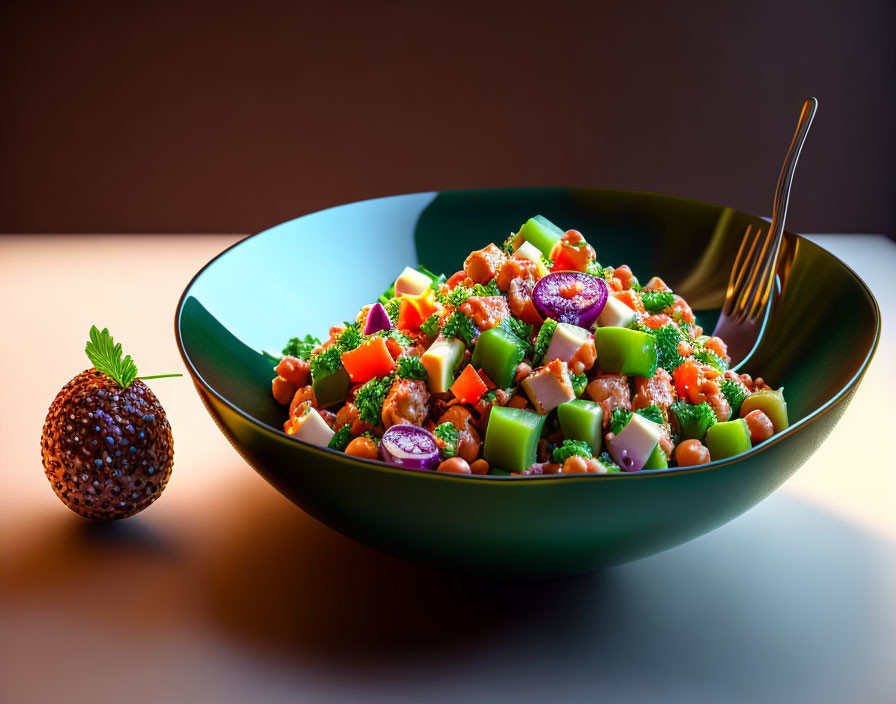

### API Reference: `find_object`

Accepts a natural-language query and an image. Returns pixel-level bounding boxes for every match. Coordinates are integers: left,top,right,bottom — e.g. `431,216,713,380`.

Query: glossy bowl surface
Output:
175,188,879,577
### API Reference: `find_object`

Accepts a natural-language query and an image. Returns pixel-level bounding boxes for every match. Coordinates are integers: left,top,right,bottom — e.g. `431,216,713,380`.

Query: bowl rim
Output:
174,187,881,483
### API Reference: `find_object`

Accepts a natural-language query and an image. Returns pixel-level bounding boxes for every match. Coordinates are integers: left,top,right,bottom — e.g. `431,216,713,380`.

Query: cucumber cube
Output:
594,327,657,377
706,418,752,460
517,215,564,257
643,442,668,469
470,327,526,388
484,406,547,473
311,366,351,408
739,387,788,433
421,337,465,393
557,399,603,454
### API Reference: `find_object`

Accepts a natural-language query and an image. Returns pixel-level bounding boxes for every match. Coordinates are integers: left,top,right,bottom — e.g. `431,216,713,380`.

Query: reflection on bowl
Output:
175,188,879,577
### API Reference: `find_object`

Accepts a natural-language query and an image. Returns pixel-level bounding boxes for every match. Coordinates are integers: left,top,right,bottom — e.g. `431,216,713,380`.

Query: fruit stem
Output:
136,373,183,380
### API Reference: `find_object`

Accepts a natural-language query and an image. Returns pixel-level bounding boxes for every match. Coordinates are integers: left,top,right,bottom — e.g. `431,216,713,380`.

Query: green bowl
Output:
174,188,880,577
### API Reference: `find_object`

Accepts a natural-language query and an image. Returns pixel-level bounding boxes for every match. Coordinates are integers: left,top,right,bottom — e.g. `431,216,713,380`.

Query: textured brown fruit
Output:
41,368,173,520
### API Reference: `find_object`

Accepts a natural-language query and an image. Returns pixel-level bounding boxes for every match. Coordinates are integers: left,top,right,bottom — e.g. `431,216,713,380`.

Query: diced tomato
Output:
450,364,488,404
642,314,671,329
398,290,440,330
446,270,466,289
340,336,396,384
673,360,706,404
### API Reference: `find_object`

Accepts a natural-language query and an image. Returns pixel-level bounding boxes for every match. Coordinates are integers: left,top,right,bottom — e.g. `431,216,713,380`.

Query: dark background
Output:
1,1,893,236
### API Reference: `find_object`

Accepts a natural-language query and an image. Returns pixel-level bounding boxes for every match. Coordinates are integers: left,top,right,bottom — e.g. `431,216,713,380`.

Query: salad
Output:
271,215,788,475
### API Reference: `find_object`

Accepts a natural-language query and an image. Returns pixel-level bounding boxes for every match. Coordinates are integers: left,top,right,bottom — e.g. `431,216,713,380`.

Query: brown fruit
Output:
41,368,173,520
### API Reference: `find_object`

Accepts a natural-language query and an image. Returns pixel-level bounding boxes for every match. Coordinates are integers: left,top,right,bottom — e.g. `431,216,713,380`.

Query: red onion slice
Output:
380,424,440,470
532,272,609,328
364,302,392,335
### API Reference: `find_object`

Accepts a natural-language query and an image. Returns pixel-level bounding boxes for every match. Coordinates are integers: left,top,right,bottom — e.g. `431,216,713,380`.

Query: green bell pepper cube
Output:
643,442,668,469
516,215,564,257
470,327,526,389
489,467,513,476
557,399,603,454
311,365,351,408
705,418,752,460
594,327,658,377
739,387,788,433
484,406,547,473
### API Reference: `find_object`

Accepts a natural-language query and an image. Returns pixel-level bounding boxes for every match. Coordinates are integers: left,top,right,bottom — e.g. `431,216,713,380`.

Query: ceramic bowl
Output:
175,188,880,577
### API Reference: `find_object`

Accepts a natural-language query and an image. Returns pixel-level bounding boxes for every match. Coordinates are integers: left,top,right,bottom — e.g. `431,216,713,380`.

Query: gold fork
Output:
714,97,818,368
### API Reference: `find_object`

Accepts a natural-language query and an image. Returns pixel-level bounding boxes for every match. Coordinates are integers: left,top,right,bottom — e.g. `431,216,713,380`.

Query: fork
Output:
713,97,818,369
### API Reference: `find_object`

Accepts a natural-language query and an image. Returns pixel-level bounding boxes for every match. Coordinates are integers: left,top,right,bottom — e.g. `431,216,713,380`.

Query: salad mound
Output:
271,216,787,475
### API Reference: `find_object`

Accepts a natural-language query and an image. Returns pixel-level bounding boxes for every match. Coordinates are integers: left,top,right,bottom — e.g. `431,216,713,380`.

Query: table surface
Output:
0,233,893,704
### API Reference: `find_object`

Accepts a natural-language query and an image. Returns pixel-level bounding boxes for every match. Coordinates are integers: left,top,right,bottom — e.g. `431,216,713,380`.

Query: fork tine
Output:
723,225,762,316
735,224,775,320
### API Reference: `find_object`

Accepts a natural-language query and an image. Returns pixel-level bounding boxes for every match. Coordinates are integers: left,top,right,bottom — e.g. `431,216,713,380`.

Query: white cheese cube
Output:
394,266,433,297
289,407,335,447
544,322,590,364
521,360,576,414
607,413,662,471
597,296,637,328
421,337,465,393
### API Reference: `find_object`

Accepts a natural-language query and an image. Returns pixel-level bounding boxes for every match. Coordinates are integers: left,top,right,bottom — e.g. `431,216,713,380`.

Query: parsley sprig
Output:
85,326,181,389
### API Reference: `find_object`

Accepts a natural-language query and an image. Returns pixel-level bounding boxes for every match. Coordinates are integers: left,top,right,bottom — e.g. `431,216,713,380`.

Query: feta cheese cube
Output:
287,407,335,447
597,296,637,328
395,266,433,297
521,359,576,414
544,322,590,364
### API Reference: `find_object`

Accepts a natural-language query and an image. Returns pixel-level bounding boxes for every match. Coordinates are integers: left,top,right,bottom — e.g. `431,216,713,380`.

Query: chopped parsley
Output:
552,439,593,464
433,422,460,459
442,311,477,347
384,297,402,324
354,375,394,425
693,348,728,372
471,279,501,297
720,378,750,416
328,423,353,451
670,401,717,441
282,333,321,360
420,314,441,339
533,318,558,365
641,291,676,314
396,356,428,381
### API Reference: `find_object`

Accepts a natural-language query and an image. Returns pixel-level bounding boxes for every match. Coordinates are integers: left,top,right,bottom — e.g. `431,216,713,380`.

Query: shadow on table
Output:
0,471,888,703
198,477,888,702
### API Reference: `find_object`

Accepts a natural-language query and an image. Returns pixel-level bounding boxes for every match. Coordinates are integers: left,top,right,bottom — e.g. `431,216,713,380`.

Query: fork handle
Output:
758,98,818,305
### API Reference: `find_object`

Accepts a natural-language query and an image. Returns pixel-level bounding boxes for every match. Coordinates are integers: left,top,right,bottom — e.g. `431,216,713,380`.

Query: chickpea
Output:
586,458,606,474
470,459,489,475
438,405,473,430
508,395,529,409
743,409,774,444
271,376,296,405
514,362,533,384
345,436,379,460
674,439,711,466
562,455,590,474
438,457,472,474
677,340,693,357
